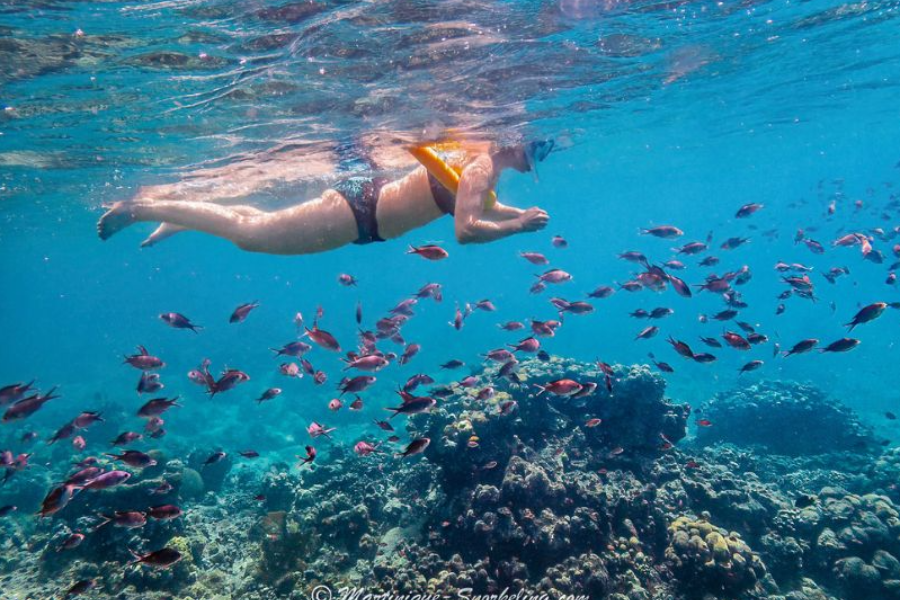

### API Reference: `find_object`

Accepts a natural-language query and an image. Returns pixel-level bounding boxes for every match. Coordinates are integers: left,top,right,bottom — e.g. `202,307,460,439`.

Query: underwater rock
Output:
254,1,327,23
696,381,879,456
260,466,298,511
125,51,232,70
188,451,232,494
0,35,81,84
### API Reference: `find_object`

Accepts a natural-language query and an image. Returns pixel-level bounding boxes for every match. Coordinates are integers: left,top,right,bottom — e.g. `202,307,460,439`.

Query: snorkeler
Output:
97,139,554,255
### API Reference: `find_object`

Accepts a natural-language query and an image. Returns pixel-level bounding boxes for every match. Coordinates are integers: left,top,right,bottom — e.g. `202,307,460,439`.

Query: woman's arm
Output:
484,201,525,222
454,156,548,244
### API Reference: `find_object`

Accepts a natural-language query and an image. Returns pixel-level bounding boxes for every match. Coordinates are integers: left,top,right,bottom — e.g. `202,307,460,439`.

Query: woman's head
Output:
491,139,555,176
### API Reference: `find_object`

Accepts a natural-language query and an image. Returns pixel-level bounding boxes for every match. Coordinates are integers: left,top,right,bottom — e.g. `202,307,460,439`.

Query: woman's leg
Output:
98,192,358,255
140,206,265,248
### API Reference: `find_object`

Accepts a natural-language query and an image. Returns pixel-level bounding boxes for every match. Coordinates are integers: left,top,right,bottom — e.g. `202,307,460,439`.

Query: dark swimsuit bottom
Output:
332,146,456,245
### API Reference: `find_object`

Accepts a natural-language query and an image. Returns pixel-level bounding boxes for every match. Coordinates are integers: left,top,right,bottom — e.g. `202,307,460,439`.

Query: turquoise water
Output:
2,1,900,598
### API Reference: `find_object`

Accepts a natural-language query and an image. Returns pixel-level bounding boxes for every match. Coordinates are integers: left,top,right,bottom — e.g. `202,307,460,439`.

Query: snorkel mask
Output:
524,139,555,181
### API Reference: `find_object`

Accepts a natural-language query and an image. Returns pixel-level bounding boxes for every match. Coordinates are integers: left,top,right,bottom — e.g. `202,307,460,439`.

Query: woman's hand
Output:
518,207,549,232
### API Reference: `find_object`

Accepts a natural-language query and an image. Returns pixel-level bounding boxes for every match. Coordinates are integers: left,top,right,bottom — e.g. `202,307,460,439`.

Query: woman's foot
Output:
97,202,136,240
140,222,186,248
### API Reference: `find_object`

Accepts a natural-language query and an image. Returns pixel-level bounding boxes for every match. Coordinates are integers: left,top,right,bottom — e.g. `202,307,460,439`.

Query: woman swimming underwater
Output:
97,139,554,255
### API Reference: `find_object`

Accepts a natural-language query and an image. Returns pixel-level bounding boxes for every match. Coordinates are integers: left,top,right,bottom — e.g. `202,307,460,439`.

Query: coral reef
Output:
410,357,689,489
665,514,768,597
696,381,879,456
2,364,900,600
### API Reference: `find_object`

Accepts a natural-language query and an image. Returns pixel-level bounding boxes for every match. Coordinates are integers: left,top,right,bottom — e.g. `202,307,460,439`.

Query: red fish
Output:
255,387,282,404
83,470,131,490
619,251,648,264
820,338,860,353
38,484,78,517
667,337,694,359
338,375,376,395
396,437,430,458
722,331,751,350
845,302,887,331
95,510,147,529
305,325,341,352
385,396,436,418
229,301,260,323
520,251,549,265
270,341,312,357
58,532,85,551
107,450,156,469
551,298,594,316
692,353,717,364
399,344,421,366
337,273,357,286
2,387,59,422
450,304,464,330
641,225,683,239
635,326,659,341
207,369,249,397
307,422,334,439
297,445,317,466
696,419,712,427
407,244,448,260
0,380,35,406
159,312,202,333
137,396,180,418
537,268,573,284
735,203,763,218
667,274,692,298
720,237,750,250
783,339,818,357
136,372,164,395
509,337,540,353
147,504,182,520
344,354,389,372
203,451,227,467
587,286,615,299
534,379,583,397
676,241,707,255
416,282,443,301
129,547,182,569
739,360,764,374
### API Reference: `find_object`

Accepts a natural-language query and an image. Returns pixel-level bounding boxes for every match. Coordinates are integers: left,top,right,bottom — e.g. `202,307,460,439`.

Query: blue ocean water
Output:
1,0,900,598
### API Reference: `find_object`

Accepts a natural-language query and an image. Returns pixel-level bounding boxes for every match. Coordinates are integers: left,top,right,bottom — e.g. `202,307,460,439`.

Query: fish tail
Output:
94,514,111,530
406,245,418,254
534,384,547,397
126,548,142,566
